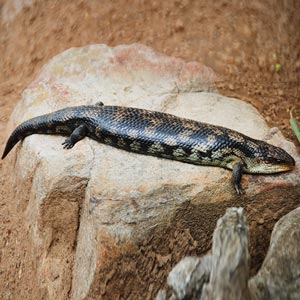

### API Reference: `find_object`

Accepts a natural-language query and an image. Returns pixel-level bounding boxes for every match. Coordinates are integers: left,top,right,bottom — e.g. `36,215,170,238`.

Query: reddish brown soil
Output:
0,0,299,299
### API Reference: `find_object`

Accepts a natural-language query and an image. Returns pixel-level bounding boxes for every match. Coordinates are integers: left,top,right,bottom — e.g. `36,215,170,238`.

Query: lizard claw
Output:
62,138,74,149
234,184,245,195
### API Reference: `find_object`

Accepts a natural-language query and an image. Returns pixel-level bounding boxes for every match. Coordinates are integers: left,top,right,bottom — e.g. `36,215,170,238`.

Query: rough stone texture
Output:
159,208,250,300
249,207,300,300
4,44,300,300
160,207,300,300
1,0,33,23
167,256,211,300
201,207,250,300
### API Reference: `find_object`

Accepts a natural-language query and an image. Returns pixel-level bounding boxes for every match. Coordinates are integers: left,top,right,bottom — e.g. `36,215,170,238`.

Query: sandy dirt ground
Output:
0,0,299,299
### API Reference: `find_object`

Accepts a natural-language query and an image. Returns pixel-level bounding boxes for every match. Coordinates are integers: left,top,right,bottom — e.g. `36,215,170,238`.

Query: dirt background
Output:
0,0,299,299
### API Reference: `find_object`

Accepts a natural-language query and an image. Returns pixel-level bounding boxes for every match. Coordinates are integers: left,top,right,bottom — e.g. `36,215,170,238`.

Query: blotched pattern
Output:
2,105,295,174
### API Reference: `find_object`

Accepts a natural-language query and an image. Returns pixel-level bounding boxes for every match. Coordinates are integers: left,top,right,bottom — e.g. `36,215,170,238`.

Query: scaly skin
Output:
2,103,295,194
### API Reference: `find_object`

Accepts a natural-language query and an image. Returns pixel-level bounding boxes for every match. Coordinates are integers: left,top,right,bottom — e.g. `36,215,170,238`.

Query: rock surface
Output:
159,207,300,300
159,207,250,300
167,255,211,300
1,0,33,23
249,207,300,300
201,207,250,300
3,44,300,300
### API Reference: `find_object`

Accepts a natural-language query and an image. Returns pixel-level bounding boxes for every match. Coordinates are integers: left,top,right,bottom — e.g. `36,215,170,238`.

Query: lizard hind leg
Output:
232,161,245,195
62,124,88,149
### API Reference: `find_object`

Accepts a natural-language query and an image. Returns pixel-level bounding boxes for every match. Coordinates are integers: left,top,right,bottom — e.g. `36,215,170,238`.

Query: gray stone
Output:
164,207,300,300
156,289,167,300
249,207,300,300
167,256,211,300
162,208,250,300
201,207,250,300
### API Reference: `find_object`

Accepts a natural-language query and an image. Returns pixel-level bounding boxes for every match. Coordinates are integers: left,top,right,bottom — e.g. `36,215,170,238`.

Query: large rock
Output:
201,207,250,300
249,207,300,300
3,44,300,300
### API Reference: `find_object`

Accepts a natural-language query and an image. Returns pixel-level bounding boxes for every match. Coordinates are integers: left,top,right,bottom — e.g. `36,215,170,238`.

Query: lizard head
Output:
244,141,295,174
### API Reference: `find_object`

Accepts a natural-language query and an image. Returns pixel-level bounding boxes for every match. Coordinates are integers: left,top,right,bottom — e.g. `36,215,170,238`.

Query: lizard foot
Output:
234,184,245,195
62,138,75,149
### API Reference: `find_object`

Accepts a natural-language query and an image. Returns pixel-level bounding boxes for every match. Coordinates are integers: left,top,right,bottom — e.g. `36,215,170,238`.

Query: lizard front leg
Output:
232,161,245,195
62,124,88,149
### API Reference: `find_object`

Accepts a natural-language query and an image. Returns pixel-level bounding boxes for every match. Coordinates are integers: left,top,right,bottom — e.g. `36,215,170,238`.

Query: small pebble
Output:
258,56,266,70
175,19,184,32
278,89,284,96
228,83,234,90
257,218,265,225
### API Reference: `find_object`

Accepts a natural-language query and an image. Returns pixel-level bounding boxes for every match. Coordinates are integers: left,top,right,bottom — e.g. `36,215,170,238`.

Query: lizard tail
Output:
1,114,70,159
2,131,20,159
2,116,44,159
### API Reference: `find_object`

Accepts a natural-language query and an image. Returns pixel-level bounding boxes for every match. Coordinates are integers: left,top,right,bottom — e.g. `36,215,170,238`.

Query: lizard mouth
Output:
263,163,295,174
275,164,295,172
246,162,295,174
